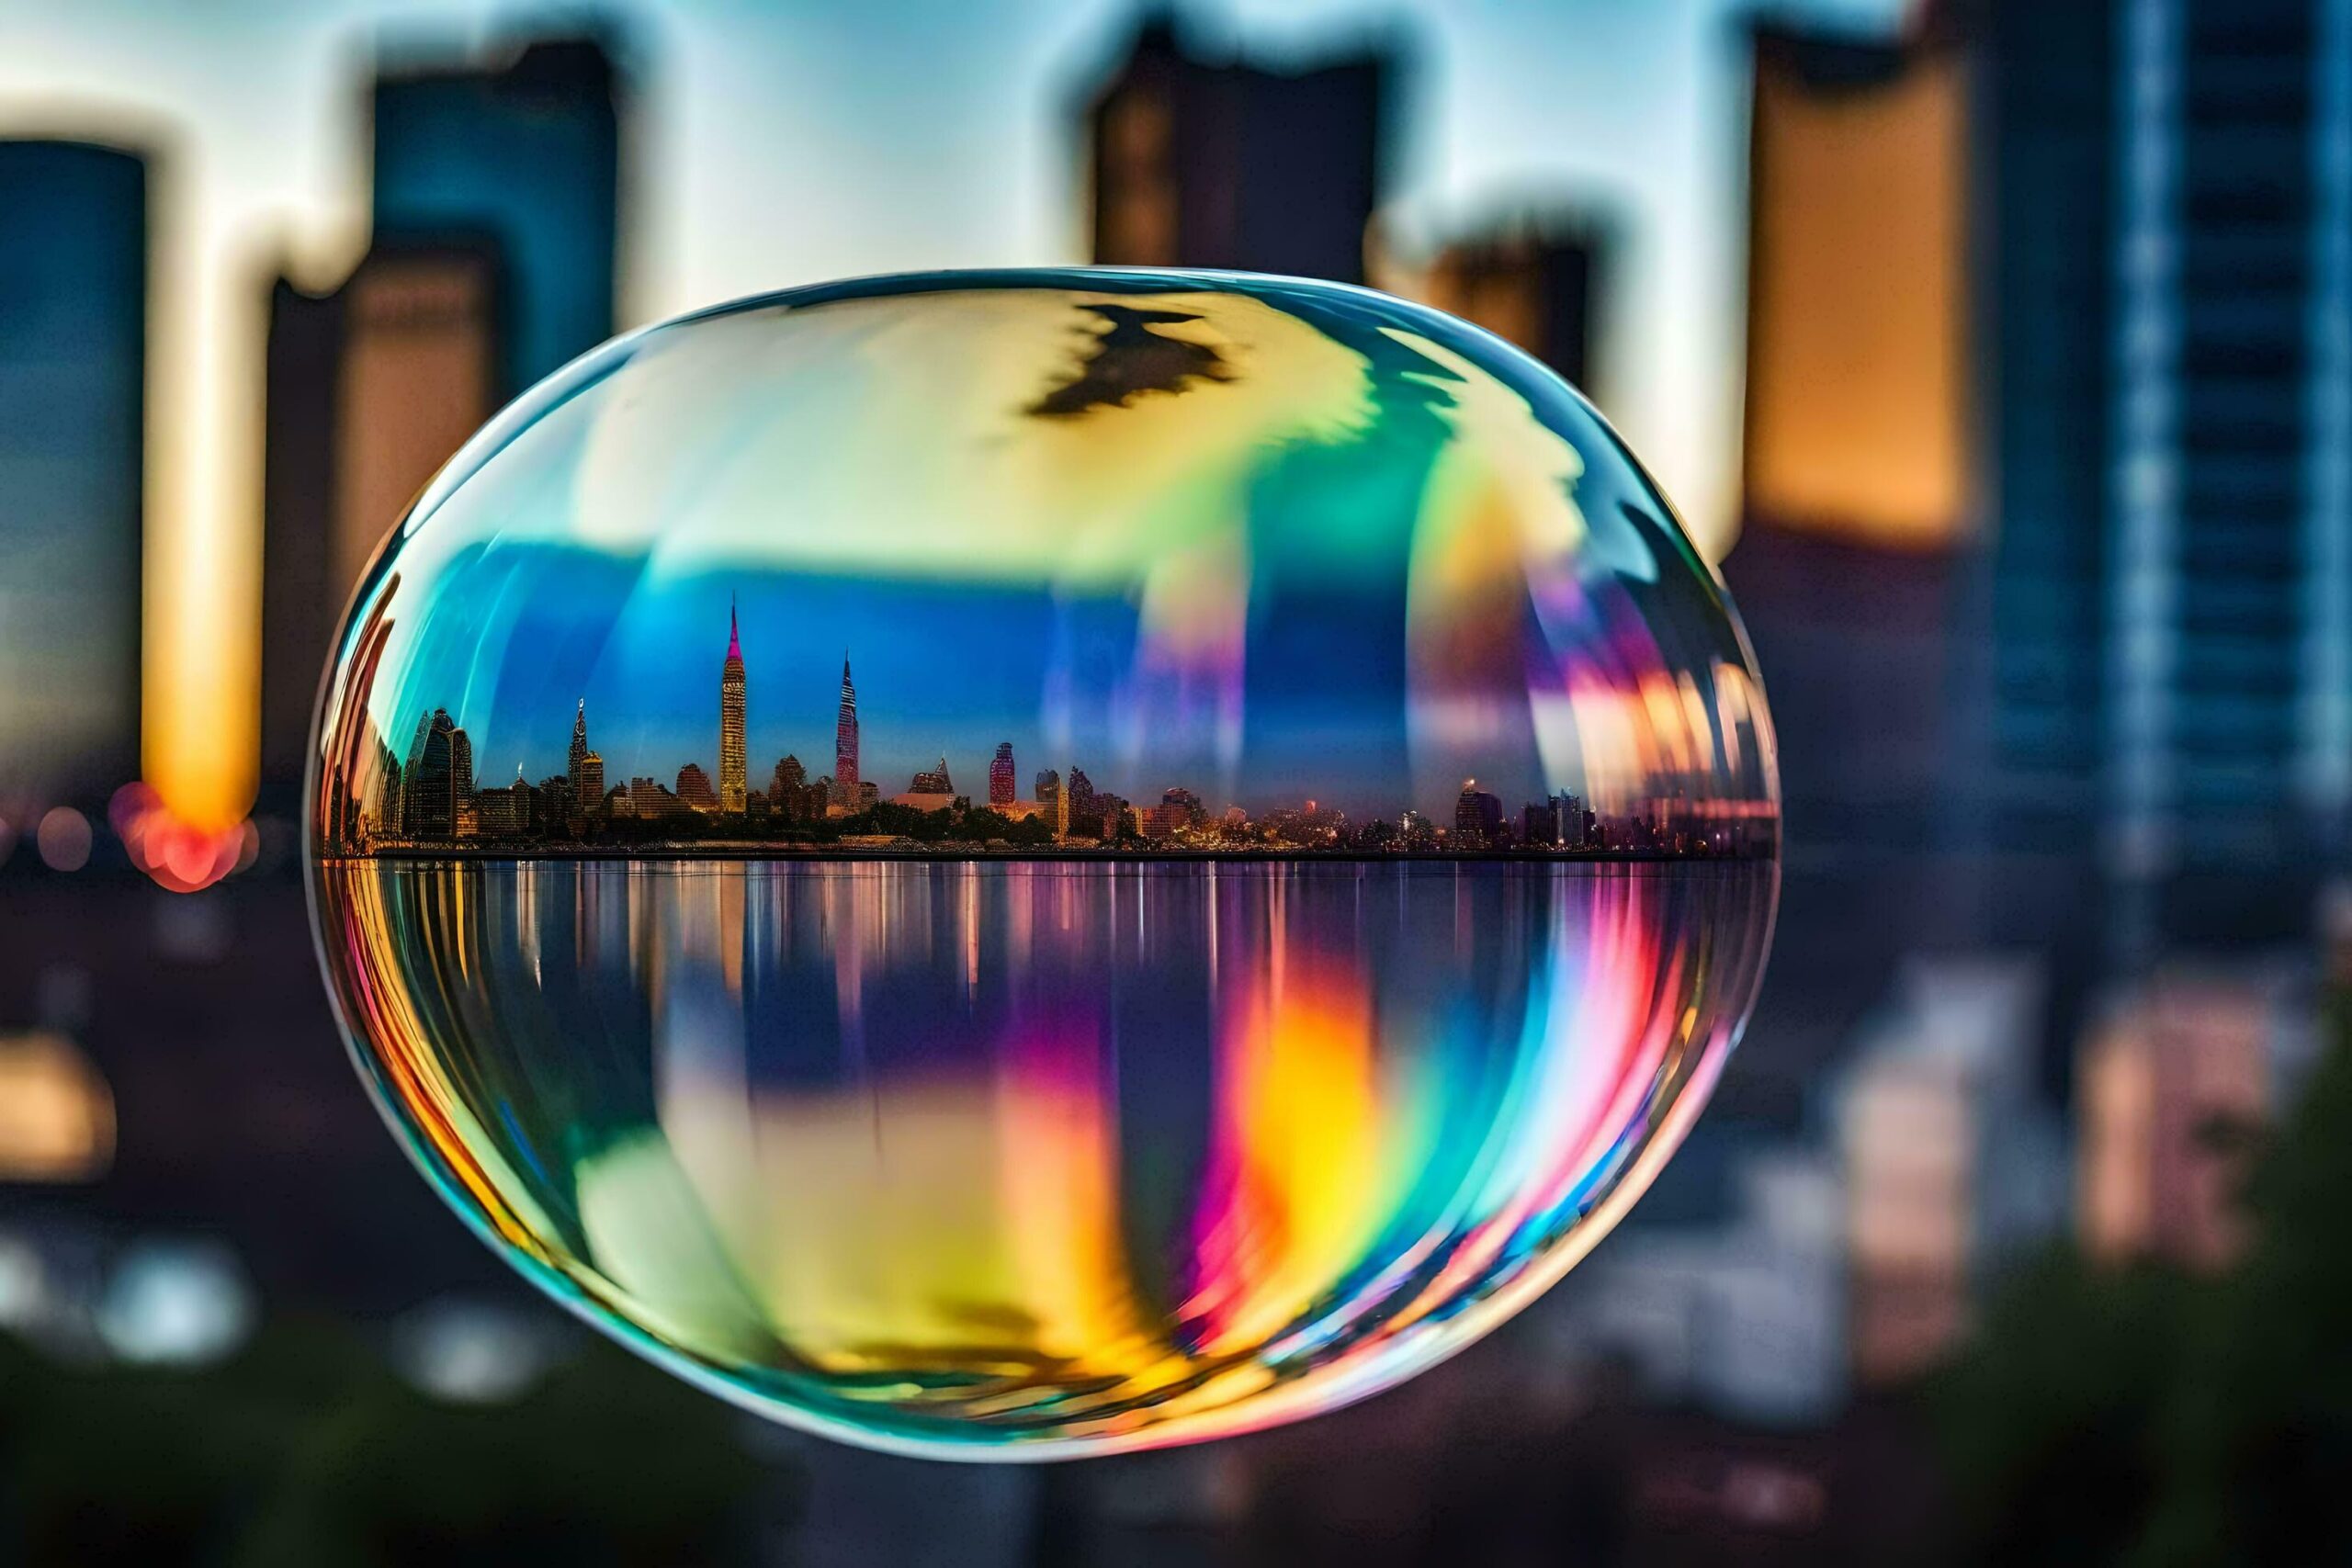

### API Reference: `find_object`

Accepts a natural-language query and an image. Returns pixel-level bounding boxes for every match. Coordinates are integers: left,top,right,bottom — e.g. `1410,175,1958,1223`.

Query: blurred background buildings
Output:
4,0,2350,1562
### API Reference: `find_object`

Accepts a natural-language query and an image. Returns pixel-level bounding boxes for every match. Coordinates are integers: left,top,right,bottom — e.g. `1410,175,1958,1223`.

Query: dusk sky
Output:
5,0,1898,827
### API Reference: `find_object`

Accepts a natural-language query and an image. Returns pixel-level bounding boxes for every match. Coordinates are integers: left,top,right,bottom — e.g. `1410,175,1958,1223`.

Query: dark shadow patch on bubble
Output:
1025,304,1238,417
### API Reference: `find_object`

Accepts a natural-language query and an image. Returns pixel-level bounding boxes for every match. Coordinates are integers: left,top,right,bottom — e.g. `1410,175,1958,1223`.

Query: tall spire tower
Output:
832,651,860,808
718,599,748,813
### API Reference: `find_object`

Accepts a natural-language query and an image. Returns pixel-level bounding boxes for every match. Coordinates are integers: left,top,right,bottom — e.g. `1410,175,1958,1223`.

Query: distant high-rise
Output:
401,708,459,838
676,762,718,812
989,742,1016,807
371,33,622,392
449,726,474,806
260,239,500,805
718,602,747,812
911,756,954,795
1419,213,1604,394
0,141,147,806
1084,14,1394,284
575,750,604,829
832,655,860,807
771,754,811,820
568,700,592,787
1039,769,1067,838
1453,781,1503,846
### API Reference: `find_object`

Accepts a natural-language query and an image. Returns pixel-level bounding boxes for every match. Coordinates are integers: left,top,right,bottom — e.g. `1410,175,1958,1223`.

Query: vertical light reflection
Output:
319,859,1773,1451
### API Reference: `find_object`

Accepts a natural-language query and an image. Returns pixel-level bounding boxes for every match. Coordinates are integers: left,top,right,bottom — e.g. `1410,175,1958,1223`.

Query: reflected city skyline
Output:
329,607,1774,861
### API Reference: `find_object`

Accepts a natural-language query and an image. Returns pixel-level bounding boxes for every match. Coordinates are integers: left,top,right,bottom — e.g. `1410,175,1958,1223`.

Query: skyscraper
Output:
570,701,603,831
263,32,621,807
676,763,718,813
1417,212,1604,394
989,742,1016,807
0,141,147,807
770,755,809,820
1083,14,1395,285
832,654,860,807
718,601,747,813
402,708,459,838
568,699,591,787
911,756,954,795
1976,0,2352,952
260,238,500,806
371,33,622,392
1454,781,1503,846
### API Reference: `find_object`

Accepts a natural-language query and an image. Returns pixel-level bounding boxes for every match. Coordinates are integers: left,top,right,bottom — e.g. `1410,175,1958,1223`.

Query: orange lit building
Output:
1723,17,1971,885
259,240,500,807
1412,211,1603,398
1741,23,1970,551
2077,968,2298,1270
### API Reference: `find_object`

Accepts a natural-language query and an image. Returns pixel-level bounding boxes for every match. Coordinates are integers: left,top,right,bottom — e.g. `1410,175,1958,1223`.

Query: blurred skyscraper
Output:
259,33,624,810
1978,0,2352,953
371,34,622,392
1083,12,1394,285
1717,19,1976,1113
1730,19,1970,857
259,241,500,804
0,141,147,808
1414,211,1603,394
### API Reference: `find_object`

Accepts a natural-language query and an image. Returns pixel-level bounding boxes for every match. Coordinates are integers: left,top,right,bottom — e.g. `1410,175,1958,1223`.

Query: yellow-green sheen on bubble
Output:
307,268,1780,1459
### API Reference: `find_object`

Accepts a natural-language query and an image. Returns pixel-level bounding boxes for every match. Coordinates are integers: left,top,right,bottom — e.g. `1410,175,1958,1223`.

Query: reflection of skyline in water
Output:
318,859,1773,1455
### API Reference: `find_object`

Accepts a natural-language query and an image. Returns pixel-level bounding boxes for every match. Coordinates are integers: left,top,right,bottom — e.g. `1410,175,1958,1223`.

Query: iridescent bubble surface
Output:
308,268,1780,1458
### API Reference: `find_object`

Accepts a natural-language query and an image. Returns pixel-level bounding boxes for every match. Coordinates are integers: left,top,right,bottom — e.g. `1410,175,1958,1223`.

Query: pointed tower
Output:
718,598,748,813
832,651,860,808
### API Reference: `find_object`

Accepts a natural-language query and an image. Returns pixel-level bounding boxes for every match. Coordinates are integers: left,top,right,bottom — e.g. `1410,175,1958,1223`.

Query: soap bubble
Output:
308,269,1779,1459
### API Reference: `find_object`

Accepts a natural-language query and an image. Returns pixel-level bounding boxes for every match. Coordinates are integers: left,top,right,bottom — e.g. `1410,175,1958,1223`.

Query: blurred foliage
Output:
0,1313,775,1567
1937,998,2352,1567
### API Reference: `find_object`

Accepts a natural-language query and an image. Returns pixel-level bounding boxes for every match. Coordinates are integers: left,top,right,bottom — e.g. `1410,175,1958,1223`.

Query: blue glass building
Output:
0,141,146,807
1981,0,2351,952
370,34,621,395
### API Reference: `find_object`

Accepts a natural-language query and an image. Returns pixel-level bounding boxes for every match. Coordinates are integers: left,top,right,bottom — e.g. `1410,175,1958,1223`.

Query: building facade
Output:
718,604,747,812
0,141,147,807
1084,15,1393,285
832,656,860,808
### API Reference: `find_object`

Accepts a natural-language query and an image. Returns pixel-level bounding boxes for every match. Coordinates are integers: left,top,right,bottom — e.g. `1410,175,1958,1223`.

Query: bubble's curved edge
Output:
296,264,1789,1461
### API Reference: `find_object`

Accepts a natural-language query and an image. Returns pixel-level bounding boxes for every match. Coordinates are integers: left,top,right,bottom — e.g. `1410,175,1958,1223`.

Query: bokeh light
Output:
109,781,252,892
34,807,92,873
308,269,1779,1459
94,1237,256,1367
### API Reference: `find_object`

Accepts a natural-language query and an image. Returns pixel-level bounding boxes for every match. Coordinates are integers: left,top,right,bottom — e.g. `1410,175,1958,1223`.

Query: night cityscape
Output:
6,1,2352,1563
